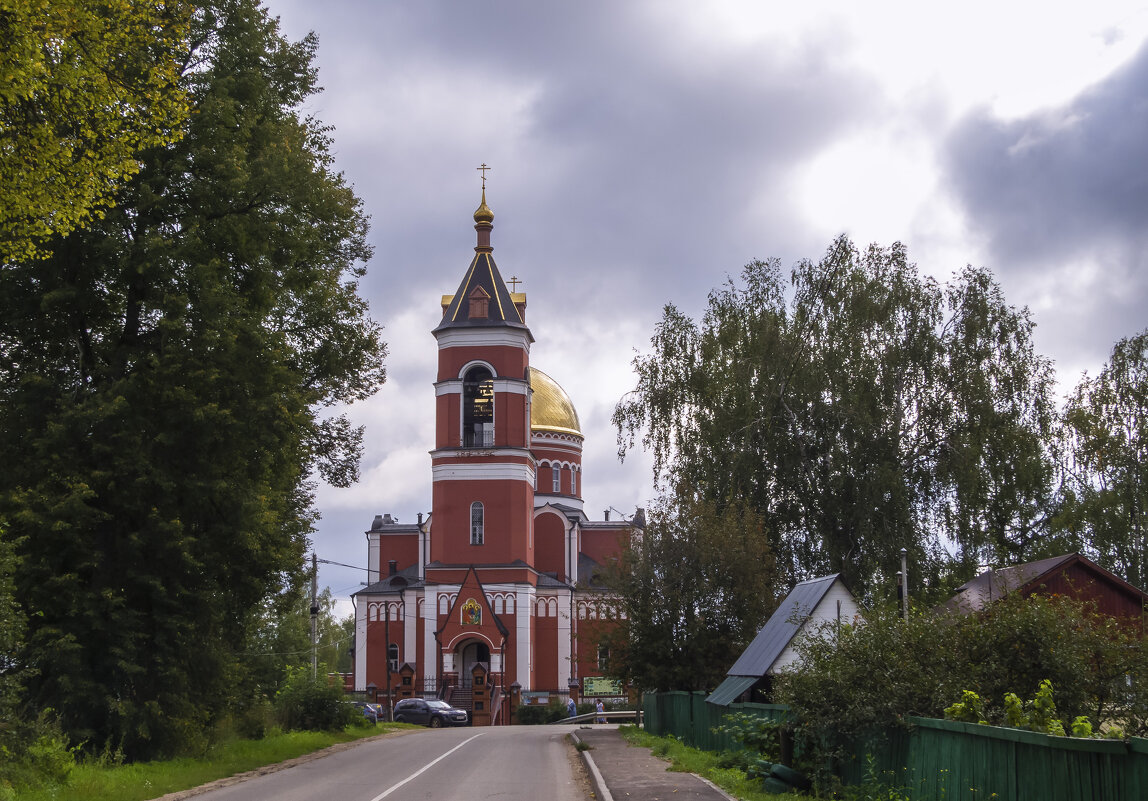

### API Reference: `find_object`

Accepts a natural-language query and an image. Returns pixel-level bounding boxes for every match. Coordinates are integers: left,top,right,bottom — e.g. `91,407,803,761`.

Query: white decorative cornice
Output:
435,328,531,351
432,462,536,483
436,378,529,396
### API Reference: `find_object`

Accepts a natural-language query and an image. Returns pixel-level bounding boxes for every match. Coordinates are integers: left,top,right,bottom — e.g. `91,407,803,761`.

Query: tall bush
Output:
776,594,1147,749
274,666,356,732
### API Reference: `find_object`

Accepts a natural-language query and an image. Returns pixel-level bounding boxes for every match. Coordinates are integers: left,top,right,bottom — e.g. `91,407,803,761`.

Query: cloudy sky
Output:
262,0,1148,612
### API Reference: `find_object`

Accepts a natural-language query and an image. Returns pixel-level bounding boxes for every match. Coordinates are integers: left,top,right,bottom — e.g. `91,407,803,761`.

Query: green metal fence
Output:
641,692,1148,801
642,691,788,752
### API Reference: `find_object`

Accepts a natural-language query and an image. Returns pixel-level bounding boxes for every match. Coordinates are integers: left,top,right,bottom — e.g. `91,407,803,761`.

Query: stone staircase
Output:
449,687,473,715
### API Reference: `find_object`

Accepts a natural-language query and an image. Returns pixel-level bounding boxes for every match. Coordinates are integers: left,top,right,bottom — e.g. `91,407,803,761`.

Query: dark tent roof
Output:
433,251,529,334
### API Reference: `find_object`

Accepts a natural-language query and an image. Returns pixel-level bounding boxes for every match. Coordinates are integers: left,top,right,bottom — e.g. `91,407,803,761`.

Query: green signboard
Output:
583,677,623,696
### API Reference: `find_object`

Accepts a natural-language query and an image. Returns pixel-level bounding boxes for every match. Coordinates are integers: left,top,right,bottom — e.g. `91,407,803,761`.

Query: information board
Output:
583,677,623,696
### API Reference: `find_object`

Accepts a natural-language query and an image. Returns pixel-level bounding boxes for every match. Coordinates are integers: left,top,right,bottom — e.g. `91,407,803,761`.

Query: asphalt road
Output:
188,726,589,801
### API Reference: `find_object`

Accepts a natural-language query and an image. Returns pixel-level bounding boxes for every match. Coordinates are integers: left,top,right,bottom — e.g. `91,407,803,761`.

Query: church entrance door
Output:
458,640,490,688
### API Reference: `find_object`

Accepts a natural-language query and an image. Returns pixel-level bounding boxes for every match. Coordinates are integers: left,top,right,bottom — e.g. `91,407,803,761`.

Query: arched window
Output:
571,468,577,495
470,501,484,545
552,464,561,493
463,366,494,447
388,642,399,673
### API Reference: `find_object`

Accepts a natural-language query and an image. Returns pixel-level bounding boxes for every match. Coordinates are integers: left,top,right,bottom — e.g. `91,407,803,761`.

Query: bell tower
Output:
428,182,536,572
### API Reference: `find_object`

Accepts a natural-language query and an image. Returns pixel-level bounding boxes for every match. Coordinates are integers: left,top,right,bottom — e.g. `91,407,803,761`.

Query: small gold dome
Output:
473,187,494,225
529,367,581,436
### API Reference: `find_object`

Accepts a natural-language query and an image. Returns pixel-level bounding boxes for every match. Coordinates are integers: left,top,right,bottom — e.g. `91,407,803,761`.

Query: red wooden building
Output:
942,552,1148,620
351,189,641,723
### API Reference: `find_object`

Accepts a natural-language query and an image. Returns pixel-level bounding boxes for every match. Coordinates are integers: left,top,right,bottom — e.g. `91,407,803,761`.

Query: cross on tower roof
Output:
477,163,490,189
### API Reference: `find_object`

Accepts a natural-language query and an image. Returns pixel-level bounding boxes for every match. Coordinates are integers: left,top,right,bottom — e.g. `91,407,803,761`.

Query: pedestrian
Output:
567,697,577,718
596,699,606,724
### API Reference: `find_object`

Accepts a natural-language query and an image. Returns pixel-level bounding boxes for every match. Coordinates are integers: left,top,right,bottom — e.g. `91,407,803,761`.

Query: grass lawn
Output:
618,725,794,801
16,723,413,801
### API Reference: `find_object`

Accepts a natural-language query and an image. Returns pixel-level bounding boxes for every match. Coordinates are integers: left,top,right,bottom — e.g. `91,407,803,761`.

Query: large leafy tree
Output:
1056,330,1148,588
0,0,385,758
0,0,191,261
0,526,24,735
602,493,782,691
614,238,1056,596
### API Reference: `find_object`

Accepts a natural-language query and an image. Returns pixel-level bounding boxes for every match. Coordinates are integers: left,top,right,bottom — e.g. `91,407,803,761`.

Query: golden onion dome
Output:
473,187,494,225
529,367,582,436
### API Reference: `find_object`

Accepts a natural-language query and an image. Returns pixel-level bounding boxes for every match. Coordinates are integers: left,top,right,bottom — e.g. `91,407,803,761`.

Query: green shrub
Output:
515,698,596,724
0,712,76,793
1071,716,1093,738
943,690,986,725
776,594,1146,786
714,712,781,760
274,666,356,732
779,594,1145,740
1003,692,1027,728
216,692,275,741
715,748,755,771
945,680,1093,737
515,699,563,725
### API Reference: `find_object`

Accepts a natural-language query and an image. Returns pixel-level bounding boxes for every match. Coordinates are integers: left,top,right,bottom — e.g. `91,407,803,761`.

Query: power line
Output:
240,633,352,658
316,557,371,572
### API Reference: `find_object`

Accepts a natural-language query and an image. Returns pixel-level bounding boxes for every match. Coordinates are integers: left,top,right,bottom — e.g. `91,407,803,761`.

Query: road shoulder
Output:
152,729,417,801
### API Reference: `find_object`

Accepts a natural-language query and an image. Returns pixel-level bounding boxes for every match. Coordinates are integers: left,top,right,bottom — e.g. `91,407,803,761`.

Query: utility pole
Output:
900,548,909,622
310,552,319,680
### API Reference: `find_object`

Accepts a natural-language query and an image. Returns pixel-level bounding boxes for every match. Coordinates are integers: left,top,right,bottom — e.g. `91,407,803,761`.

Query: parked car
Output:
393,698,469,727
348,701,384,723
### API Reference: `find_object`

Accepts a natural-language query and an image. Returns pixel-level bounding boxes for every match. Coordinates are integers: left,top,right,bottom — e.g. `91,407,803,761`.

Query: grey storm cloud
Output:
944,41,1148,274
271,0,883,309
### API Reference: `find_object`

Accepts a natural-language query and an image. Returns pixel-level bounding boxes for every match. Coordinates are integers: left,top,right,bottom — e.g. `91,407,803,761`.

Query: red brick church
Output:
351,185,641,723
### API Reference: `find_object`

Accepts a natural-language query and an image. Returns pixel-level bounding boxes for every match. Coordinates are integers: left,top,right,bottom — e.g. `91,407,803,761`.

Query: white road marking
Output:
368,731,487,800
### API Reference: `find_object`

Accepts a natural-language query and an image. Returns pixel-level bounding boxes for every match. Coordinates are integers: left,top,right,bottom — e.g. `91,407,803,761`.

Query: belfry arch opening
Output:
463,365,494,447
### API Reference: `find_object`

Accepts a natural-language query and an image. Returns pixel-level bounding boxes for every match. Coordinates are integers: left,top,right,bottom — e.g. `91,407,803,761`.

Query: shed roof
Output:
725,574,843,679
707,675,758,707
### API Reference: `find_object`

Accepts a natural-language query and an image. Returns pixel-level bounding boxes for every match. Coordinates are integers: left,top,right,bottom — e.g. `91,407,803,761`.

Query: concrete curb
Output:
697,774,740,801
569,730,614,801
571,728,738,801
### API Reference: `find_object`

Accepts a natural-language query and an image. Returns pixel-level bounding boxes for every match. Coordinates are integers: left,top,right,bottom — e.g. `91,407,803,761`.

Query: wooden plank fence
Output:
641,691,1148,801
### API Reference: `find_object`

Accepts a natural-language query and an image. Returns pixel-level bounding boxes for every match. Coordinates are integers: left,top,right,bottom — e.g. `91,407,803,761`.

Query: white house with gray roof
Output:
707,574,861,706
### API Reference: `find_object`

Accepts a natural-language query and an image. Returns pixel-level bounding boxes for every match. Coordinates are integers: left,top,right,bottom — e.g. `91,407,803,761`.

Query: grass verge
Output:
16,723,410,801
618,725,792,801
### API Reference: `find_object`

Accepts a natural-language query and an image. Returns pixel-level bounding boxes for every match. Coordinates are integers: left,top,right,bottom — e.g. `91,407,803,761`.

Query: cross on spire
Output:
508,276,521,292
477,163,490,189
